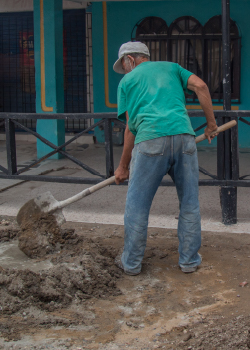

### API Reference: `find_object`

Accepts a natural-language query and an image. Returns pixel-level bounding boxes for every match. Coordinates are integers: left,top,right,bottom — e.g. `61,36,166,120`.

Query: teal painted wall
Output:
92,0,250,148
34,0,65,159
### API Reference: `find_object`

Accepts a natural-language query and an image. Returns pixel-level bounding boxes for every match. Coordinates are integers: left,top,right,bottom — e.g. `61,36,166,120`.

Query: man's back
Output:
117,61,195,144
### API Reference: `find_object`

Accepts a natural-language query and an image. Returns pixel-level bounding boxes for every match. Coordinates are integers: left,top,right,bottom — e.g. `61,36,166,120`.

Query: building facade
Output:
0,0,249,148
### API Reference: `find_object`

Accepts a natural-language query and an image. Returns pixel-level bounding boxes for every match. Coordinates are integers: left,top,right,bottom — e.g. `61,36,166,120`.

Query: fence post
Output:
220,0,238,224
104,118,114,178
5,119,17,175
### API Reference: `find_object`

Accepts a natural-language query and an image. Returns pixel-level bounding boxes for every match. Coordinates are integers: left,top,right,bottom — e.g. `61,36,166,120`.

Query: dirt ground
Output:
0,216,250,350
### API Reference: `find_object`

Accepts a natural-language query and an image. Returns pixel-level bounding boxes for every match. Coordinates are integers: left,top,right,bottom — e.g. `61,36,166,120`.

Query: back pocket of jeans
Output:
138,137,166,157
181,134,196,155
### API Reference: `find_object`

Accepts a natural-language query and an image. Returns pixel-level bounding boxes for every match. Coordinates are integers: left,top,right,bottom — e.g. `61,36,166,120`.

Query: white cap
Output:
113,41,150,74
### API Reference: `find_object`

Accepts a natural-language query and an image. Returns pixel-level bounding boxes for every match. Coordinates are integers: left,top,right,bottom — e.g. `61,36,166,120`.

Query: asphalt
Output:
0,135,250,234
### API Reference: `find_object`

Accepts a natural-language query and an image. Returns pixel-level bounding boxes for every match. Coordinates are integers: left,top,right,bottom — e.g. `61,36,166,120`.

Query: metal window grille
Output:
86,12,94,116
0,12,36,131
64,9,89,132
168,16,203,102
0,10,93,133
132,17,168,61
132,15,241,103
63,9,94,131
204,15,241,102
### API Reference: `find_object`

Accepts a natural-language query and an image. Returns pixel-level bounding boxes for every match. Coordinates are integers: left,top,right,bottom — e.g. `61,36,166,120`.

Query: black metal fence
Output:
0,111,250,224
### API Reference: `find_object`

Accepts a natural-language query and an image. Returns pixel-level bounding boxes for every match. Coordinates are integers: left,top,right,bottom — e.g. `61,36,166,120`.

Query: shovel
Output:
16,119,236,228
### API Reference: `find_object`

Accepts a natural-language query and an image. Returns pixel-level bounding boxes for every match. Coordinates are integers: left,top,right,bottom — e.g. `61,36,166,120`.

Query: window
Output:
0,10,93,132
131,15,241,102
0,12,35,114
131,16,168,61
204,15,240,101
168,16,203,77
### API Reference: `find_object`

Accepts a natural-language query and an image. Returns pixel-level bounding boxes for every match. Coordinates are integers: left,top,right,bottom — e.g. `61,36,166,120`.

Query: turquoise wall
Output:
92,0,250,148
34,0,65,158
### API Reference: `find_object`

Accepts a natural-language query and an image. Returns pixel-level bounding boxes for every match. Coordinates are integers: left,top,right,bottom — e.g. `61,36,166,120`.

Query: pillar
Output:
33,0,65,159
219,0,238,224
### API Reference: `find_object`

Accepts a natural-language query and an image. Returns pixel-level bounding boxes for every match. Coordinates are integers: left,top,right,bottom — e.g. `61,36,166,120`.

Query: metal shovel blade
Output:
16,176,116,229
17,191,66,227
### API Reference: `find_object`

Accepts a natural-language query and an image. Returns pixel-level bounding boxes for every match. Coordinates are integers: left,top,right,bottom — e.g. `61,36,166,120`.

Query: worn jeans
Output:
121,134,202,275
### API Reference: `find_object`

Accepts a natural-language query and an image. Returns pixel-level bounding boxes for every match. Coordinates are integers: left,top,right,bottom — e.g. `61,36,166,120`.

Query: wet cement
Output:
18,211,68,258
1,221,250,349
0,225,122,317
0,241,53,272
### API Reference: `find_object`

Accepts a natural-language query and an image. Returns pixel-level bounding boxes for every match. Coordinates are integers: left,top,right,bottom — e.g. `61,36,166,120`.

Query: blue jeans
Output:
121,134,201,275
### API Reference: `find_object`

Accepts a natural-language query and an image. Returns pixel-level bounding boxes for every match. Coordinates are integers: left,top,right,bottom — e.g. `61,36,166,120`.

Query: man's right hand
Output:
114,166,129,185
204,124,218,144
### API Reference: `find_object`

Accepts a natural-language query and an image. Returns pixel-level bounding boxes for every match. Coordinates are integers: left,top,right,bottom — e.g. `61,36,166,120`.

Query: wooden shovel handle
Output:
56,176,116,210
88,176,116,193
195,120,237,144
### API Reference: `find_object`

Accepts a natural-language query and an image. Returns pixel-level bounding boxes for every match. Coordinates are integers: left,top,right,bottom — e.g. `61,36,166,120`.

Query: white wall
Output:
63,1,88,9
0,0,88,13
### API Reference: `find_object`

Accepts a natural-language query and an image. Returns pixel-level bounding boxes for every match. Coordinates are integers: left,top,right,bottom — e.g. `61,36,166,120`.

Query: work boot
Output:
180,254,202,273
114,254,141,276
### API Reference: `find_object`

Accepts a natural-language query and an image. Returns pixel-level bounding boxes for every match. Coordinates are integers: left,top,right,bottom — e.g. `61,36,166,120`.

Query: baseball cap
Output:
113,41,150,74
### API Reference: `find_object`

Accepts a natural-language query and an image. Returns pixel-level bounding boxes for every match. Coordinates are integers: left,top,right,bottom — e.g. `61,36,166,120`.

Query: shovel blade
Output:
34,191,59,213
17,191,65,227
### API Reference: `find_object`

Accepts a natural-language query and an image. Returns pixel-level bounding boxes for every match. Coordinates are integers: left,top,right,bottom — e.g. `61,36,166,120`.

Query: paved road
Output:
0,139,250,234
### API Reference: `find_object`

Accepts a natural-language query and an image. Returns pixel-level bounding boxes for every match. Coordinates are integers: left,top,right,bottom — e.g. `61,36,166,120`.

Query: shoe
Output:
180,254,202,274
114,254,141,276
181,265,198,273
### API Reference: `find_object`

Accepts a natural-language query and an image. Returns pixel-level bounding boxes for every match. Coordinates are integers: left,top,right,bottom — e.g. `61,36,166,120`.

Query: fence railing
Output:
0,111,250,224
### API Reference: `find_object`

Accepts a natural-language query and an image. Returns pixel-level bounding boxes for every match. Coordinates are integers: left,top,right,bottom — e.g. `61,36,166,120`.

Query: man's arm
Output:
187,74,218,143
115,112,135,185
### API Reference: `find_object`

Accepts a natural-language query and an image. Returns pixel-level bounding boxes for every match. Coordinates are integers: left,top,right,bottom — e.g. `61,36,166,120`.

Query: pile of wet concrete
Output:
0,221,122,315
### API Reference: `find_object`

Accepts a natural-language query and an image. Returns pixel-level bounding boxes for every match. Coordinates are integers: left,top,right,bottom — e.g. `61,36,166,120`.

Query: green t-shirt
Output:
117,61,195,144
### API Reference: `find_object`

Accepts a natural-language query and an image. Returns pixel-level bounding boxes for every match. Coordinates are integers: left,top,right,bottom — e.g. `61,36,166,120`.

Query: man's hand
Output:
204,124,219,144
114,165,129,185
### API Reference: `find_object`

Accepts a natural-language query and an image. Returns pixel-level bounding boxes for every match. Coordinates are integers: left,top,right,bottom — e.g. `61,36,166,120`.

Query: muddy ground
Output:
0,216,250,349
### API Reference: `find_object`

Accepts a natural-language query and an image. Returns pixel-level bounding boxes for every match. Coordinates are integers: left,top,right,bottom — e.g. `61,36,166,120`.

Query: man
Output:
113,41,218,276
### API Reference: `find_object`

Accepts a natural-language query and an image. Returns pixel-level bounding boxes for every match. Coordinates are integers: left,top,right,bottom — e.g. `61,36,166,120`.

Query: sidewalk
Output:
0,138,250,234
